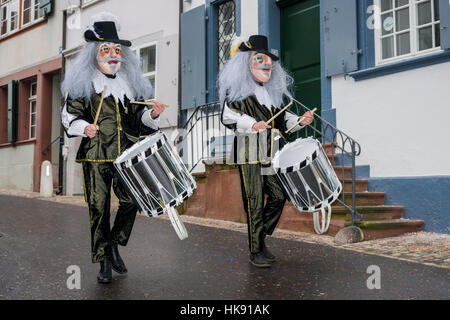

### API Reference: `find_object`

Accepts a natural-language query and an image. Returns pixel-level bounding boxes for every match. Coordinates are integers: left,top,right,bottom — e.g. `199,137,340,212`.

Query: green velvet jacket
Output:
221,95,289,165
65,93,156,163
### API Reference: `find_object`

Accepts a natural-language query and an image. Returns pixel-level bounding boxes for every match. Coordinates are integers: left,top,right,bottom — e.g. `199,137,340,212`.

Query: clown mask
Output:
97,42,123,75
249,52,272,83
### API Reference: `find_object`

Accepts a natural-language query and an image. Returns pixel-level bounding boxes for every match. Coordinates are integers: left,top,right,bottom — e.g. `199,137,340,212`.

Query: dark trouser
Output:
238,164,286,254
82,162,138,263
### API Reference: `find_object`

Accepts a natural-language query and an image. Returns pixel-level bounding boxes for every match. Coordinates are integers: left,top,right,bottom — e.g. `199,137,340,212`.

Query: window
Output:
1,0,19,36
134,43,157,98
22,0,41,26
0,0,41,38
29,82,36,139
375,0,441,64
1,3,7,35
217,0,236,71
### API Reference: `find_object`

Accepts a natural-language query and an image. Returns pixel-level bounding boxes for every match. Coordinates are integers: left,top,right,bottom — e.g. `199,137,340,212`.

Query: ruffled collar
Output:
92,70,134,104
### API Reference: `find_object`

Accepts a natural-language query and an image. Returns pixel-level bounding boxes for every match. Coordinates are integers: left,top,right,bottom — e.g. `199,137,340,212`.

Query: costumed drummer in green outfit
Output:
219,35,314,268
61,13,166,283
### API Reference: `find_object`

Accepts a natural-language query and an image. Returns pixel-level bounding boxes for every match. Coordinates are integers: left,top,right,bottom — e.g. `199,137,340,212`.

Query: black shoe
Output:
110,241,128,274
249,252,271,268
262,237,276,262
97,257,112,284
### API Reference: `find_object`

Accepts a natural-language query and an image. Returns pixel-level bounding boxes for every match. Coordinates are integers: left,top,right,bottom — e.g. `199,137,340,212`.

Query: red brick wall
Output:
18,80,32,141
33,72,53,192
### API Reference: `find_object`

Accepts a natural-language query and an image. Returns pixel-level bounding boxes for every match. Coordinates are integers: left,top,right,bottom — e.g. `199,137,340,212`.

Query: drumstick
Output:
93,85,107,127
265,100,293,125
130,101,169,107
285,108,317,134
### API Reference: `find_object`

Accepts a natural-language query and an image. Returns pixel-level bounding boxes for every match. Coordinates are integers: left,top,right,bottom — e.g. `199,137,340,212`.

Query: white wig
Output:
61,12,153,100
217,51,294,108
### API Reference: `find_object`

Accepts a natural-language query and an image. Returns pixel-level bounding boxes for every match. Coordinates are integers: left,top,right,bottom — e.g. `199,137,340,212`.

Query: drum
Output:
114,132,196,240
271,137,342,234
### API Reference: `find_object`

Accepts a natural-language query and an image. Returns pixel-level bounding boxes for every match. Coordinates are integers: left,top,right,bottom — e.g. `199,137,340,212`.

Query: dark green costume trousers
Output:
82,162,138,263
238,164,286,253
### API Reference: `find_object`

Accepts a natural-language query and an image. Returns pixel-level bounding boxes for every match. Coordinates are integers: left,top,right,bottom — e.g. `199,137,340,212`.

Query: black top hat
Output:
238,35,279,61
84,21,132,47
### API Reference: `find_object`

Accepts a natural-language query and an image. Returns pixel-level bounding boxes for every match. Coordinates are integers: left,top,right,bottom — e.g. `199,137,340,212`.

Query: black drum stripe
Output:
300,159,307,169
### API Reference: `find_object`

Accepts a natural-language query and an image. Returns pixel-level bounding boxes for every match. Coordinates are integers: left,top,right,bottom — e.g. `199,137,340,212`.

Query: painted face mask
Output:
249,52,272,83
97,42,123,75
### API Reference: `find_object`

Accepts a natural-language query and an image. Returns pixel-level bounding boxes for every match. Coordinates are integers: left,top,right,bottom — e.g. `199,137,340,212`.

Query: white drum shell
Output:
114,132,197,217
273,137,342,212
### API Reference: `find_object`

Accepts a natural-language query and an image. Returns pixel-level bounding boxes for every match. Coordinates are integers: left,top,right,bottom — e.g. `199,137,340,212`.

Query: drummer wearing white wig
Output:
220,35,314,268
61,12,166,283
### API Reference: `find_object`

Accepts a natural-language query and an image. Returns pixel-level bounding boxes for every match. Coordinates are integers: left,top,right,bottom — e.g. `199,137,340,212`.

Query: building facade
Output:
0,0,63,192
180,0,450,233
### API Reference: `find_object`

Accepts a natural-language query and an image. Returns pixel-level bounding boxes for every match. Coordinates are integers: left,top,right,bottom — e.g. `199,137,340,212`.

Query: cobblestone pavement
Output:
1,189,449,270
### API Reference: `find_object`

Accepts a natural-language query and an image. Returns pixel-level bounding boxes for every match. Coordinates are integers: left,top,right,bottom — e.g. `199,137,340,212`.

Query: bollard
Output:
40,160,53,197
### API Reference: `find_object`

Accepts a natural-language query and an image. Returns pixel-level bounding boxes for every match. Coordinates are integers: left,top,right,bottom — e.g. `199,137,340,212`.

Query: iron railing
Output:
176,99,363,224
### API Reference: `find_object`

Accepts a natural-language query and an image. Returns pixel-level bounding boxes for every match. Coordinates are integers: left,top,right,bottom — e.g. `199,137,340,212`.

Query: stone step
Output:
332,205,404,220
322,142,338,154
352,219,424,240
192,172,207,183
341,179,368,192
335,192,385,206
183,162,423,240
334,166,352,179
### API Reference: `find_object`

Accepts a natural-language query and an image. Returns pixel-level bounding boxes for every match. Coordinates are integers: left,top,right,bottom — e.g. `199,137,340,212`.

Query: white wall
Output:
332,61,450,177
241,0,258,37
0,143,34,190
183,0,206,12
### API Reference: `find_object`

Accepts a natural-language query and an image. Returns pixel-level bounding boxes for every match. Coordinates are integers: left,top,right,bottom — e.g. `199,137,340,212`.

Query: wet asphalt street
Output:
0,195,449,300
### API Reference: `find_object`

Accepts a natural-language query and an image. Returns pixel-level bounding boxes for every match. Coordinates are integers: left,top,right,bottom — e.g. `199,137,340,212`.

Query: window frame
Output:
1,1,8,36
133,41,158,99
29,82,37,140
1,0,20,36
21,0,42,28
374,0,442,66
0,0,44,39
216,0,236,71
9,0,18,33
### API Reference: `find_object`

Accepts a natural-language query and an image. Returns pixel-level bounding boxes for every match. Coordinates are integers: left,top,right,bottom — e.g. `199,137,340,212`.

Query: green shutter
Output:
39,0,54,18
7,80,18,143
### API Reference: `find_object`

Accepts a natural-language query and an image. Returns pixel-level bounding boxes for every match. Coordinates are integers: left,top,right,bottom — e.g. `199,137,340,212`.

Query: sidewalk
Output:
1,188,449,270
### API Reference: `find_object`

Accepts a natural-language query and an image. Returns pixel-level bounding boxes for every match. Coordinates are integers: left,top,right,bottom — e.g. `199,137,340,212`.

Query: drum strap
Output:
313,204,331,235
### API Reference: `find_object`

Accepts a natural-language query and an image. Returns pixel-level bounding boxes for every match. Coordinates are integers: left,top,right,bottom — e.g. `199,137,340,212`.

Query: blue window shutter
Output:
440,0,450,50
323,0,359,76
181,5,206,110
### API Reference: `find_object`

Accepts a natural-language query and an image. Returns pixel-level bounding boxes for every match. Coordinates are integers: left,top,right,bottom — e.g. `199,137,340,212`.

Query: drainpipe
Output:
178,0,183,128
56,8,67,195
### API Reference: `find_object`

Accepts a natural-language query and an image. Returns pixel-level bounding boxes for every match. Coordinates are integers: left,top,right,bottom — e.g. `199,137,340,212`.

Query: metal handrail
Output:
176,99,363,224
